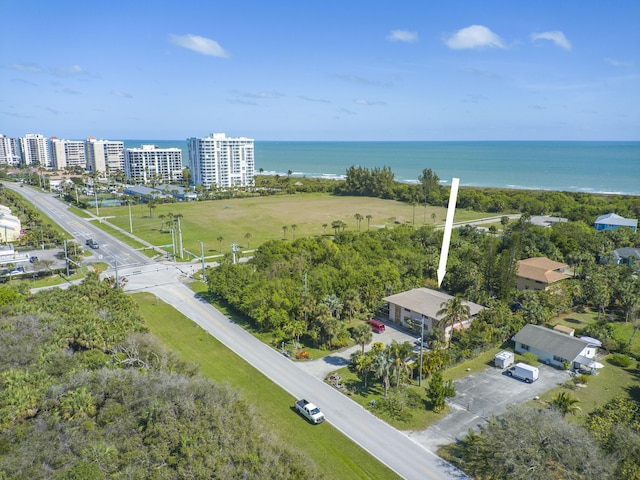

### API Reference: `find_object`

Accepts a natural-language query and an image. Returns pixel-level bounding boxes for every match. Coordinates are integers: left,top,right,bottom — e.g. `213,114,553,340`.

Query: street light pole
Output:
94,189,100,217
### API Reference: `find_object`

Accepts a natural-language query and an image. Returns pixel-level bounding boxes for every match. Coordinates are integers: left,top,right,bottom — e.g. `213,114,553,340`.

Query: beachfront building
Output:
0,135,21,166
124,145,183,184
49,138,86,170
85,137,125,174
20,133,51,167
188,133,255,189
0,205,21,242
594,213,638,233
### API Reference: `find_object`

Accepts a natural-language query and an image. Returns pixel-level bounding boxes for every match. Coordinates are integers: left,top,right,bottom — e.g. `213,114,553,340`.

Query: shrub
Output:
295,350,310,360
521,352,539,366
607,353,632,368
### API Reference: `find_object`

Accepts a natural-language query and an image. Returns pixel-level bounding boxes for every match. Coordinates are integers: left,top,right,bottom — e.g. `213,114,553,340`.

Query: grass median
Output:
133,291,400,480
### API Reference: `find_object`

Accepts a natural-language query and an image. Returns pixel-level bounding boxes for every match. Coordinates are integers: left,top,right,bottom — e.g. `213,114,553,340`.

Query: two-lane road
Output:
6,181,469,479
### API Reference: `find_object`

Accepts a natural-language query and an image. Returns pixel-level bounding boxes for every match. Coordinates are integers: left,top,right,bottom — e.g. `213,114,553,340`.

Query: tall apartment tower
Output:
49,138,86,170
124,145,183,184
85,137,125,174
0,134,21,166
20,133,51,167
188,133,255,188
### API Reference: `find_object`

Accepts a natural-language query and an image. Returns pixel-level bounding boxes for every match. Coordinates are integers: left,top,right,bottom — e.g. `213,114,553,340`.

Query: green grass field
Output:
97,193,491,257
133,291,400,480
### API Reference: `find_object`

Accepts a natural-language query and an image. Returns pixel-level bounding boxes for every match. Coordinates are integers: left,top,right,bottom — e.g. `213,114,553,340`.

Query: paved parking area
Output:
407,363,571,451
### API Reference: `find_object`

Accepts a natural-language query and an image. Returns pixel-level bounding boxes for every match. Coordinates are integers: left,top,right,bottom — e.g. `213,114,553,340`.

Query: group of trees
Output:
0,274,321,478
446,396,640,479
0,184,65,247
334,165,640,222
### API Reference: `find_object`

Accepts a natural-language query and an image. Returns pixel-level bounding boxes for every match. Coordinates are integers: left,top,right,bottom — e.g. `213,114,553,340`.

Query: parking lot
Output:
0,247,67,280
408,362,571,451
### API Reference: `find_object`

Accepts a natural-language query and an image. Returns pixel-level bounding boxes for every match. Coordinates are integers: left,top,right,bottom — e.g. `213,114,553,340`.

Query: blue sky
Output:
1,0,639,141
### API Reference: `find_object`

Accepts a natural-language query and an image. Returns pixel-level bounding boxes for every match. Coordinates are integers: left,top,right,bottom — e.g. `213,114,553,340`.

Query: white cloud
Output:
605,57,633,67
387,30,418,43
11,63,42,73
111,90,133,99
354,99,386,106
54,65,87,76
531,31,572,51
444,25,505,50
169,34,229,58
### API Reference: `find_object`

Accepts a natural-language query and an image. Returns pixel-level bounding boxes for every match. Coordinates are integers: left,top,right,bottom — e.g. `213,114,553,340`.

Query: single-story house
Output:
123,185,172,202
157,185,198,201
516,257,571,291
594,213,638,233
383,288,484,339
608,247,640,267
513,324,602,372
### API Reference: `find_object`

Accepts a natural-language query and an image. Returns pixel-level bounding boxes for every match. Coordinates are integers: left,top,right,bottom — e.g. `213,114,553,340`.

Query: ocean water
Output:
123,140,640,196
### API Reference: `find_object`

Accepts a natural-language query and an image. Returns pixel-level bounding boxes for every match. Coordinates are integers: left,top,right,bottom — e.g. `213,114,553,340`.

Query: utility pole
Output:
177,216,184,260
115,256,119,288
171,229,176,262
64,240,70,277
419,316,425,387
128,201,133,233
94,189,100,217
199,241,206,282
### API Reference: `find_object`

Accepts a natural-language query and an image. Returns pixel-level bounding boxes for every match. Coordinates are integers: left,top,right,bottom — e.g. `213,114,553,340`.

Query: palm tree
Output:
331,220,342,235
366,214,373,231
436,295,471,346
291,224,297,240
217,236,224,252
244,232,252,249
374,347,393,398
158,214,166,232
148,200,157,218
550,392,581,416
352,323,373,355
282,225,288,239
354,213,363,232
352,352,374,389
431,212,437,224
389,340,414,388
322,223,328,235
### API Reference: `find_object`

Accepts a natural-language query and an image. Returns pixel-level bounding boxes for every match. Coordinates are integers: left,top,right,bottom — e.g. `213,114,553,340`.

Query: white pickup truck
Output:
294,399,325,424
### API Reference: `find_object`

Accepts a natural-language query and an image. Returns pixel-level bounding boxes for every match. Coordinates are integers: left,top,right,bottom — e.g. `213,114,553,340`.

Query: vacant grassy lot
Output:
134,291,399,480
98,193,491,257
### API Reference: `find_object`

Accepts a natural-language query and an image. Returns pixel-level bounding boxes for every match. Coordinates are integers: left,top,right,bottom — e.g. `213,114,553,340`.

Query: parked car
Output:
368,319,386,333
29,256,38,263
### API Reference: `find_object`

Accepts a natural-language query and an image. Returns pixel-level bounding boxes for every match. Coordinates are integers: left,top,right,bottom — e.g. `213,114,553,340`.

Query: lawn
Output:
97,193,492,258
133,291,400,480
331,347,503,431
536,355,640,424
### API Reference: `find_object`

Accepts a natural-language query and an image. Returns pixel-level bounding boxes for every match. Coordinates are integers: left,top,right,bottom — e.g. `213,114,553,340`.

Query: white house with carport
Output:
512,324,603,372
383,288,484,339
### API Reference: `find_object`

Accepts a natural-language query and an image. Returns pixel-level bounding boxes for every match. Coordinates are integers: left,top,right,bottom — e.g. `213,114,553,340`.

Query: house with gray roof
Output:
609,247,640,268
382,288,484,339
512,324,602,372
594,213,637,232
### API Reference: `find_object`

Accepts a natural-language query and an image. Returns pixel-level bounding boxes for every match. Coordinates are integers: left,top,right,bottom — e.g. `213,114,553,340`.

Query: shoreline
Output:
254,171,640,197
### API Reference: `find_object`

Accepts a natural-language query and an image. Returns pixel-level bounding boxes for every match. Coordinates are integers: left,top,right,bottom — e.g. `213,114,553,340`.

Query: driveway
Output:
296,320,420,380
408,363,571,451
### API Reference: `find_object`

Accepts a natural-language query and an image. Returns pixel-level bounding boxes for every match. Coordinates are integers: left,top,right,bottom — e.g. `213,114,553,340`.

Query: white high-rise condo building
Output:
188,133,255,188
0,135,21,166
49,138,86,170
124,145,183,184
85,137,125,174
20,133,51,167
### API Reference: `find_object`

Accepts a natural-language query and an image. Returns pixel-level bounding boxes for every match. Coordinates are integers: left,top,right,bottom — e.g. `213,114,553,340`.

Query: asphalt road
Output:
4,183,152,269
6,182,468,480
